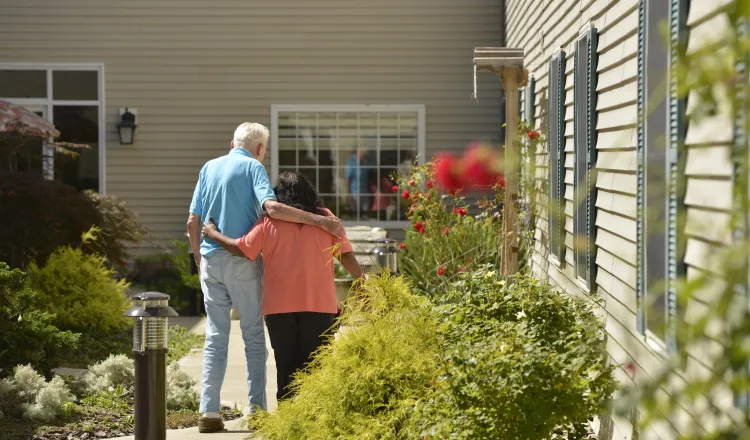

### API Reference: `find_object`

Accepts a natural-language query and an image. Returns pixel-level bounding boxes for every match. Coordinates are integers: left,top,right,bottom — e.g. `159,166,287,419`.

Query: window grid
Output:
271,105,425,226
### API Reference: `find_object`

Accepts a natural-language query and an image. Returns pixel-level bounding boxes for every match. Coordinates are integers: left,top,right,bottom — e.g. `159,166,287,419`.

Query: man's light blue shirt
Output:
345,154,368,194
189,148,277,257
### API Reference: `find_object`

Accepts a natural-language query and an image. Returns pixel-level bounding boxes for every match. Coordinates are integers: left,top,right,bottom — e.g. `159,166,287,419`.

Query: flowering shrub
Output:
396,160,504,295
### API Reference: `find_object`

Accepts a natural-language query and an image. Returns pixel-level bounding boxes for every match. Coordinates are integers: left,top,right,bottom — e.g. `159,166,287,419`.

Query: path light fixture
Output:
117,108,138,145
124,291,178,440
370,238,400,274
473,47,528,277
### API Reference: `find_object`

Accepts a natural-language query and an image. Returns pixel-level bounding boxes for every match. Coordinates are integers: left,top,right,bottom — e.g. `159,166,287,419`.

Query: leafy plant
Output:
0,262,79,377
136,240,201,315
251,272,442,439
0,171,100,269
83,190,152,272
396,163,504,295
411,271,615,439
167,325,204,364
27,227,130,334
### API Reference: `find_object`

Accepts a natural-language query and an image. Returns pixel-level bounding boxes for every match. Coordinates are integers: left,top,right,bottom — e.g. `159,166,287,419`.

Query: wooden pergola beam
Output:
473,47,528,278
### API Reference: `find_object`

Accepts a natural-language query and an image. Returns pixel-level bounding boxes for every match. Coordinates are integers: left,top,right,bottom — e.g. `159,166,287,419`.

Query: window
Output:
574,25,599,290
271,105,425,225
0,64,105,193
636,0,689,349
525,76,536,126
548,51,567,264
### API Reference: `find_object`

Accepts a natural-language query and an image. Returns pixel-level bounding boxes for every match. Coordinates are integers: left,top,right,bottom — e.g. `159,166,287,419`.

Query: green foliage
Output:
167,325,204,364
397,163,504,295
0,365,74,422
0,262,79,377
252,272,441,440
137,240,201,315
0,171,100,269
83,190,152,272
166,362,199,411
27,229,130,333
83,355,135,395
411,271,615,439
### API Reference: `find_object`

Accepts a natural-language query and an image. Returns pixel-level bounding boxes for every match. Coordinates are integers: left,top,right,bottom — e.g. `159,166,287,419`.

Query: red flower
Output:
426,180,434,188
464,145,500,188
457,267,465,273
449,189,458,196
442,227,451,235
399,242,407,250
427,193,432,200
392,185,399,193
437,267,445,276
466,256,472,263
457,207,467,216
408,179,416,186
527,130,541,141
433,154,464,192
414,221,426,234
402,190,410,200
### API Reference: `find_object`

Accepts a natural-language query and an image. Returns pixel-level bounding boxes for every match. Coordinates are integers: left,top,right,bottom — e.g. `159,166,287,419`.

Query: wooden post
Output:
473,48,528,277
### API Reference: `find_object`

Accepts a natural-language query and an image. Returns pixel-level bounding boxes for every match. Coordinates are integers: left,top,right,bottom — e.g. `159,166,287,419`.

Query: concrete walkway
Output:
107,316,277,440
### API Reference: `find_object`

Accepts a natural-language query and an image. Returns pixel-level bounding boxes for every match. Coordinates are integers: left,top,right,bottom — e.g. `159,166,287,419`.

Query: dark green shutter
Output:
666,0,689,352
518,88,524,122
574,26,600,290
529,76,537,127
635,0,647,334
548,51,567,263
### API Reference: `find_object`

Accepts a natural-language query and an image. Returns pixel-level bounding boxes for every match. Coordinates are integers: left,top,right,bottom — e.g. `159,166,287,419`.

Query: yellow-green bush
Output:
27,232,129,333
251,273,441,440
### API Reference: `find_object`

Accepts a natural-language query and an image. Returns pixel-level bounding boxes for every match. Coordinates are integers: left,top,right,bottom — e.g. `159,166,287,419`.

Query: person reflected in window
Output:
201,171,362,402
345,147,369,217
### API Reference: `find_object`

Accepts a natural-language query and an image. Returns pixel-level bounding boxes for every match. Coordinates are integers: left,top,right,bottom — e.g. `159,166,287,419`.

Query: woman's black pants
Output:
264,312,336,401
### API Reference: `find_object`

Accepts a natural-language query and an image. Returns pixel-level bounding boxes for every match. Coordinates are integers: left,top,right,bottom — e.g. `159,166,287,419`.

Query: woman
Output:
202,171,362,401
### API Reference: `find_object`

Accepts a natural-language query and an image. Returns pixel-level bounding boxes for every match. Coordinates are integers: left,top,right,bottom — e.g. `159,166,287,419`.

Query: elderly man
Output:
187,122,344,433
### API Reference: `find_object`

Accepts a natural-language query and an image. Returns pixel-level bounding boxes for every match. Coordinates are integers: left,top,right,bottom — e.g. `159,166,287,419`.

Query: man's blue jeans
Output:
199,249,267,414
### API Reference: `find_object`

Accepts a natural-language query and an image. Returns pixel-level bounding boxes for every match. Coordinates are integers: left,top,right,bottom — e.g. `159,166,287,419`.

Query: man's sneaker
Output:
198,417,225,433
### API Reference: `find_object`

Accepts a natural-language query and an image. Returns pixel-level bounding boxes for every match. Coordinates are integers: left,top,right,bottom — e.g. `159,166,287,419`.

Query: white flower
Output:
516,310,526,320
485,271,496,278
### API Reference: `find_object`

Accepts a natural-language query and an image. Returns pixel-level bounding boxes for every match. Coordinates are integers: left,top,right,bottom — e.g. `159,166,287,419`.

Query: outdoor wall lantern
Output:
117,108,138,145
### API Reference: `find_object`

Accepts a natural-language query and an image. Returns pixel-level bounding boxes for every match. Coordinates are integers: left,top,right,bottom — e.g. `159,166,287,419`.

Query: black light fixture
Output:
117,108,137,145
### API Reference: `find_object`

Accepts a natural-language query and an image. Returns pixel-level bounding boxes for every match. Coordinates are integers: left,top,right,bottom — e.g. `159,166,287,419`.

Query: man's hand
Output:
202,217,219,239
321,216,346,239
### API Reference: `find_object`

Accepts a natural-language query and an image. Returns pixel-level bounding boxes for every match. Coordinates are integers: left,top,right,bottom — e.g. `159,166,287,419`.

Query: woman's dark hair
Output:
273,172,324,215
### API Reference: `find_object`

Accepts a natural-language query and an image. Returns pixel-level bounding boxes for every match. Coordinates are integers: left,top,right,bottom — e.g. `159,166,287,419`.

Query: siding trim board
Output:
548,50,567,265
573,24,599,291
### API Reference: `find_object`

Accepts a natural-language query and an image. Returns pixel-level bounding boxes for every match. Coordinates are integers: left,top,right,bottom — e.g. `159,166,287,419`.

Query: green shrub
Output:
0,171,99,269
0,262,79,376
136,240,200,315
83,190,152,272
396,163,503,295
27,230,130,333
83,355,134,395
252,272,441,440
166,363,199,411
410,271,615,439
0,365,74,422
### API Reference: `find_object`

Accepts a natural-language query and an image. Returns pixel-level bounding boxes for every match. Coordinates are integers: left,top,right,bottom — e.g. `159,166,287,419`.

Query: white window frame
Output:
0,62,106,193
270,104,426,228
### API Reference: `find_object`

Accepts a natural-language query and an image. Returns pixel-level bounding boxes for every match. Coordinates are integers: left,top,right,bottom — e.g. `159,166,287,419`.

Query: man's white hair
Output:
233,122,269,148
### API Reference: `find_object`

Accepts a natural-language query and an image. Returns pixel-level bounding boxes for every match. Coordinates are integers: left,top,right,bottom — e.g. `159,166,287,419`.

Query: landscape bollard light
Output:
124,292,179,440
370,238,400,274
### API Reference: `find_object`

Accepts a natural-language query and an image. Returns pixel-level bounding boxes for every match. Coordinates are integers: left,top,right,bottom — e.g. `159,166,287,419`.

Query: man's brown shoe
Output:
198,417,225,433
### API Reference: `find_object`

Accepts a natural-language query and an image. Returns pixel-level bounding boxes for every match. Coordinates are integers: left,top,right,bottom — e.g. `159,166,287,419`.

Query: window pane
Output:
53,105,99,191
644,0,670,341
318,167,336,194
53,71,98,101
297,167,317,190
0,70,46,98
278,112,298,167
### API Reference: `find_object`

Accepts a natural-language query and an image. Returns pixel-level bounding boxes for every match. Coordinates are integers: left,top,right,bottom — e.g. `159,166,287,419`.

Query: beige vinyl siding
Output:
508,0,742,437
0,0,504,248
